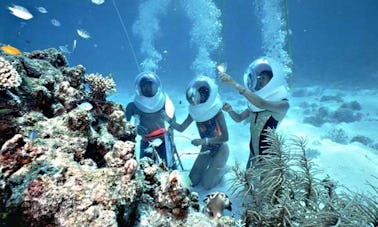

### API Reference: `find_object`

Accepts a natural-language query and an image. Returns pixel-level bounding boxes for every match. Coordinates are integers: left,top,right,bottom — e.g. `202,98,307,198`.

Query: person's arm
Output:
167,114,193,132
222,103,250,122
125,102,134,121
219,72,289,114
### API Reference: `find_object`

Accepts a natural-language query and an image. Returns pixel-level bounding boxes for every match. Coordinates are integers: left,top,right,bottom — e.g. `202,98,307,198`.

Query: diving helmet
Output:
244,57,289,112
186,76,222,122
135,72,161,97
134,72,165,113
243,57,273,92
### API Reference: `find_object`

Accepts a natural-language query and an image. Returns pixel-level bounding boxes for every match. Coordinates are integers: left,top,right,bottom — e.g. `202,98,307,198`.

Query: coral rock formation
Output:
0,56,21,90
85,73,116,101
0,48,238,226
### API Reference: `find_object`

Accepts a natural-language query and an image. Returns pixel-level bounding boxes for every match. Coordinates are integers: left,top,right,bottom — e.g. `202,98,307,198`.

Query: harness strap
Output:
143,128,167,141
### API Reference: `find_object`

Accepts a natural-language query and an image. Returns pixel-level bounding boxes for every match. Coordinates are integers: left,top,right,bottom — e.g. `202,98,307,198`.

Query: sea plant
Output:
229,129,378,226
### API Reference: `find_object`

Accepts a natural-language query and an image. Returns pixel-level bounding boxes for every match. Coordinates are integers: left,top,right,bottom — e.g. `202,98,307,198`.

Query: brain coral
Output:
0,56,21,90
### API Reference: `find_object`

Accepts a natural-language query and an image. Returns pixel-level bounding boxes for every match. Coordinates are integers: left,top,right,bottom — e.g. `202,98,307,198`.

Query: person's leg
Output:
189,148,211,187
139,140,151,159
201,143,229,190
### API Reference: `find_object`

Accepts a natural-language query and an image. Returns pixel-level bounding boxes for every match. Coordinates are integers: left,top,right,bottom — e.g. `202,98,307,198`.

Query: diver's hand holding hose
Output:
218,72,233,85
191,138,207,146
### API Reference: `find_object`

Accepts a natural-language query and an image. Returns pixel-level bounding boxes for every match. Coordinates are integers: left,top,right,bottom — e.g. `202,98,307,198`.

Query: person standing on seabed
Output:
126,71,177,169
218,57,289,169
167,76,229,189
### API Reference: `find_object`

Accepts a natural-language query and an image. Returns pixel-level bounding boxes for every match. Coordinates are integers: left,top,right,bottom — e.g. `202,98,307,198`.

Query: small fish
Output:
72,39,77,52
77,29,91,39
1,45,22,55
144,147,153,154
77,102,93,111
29,130,38,140
149,138,163,148
169,170,191,190
51,19,61,27
91,0,105,5
36,6,48,14
8,4,33,20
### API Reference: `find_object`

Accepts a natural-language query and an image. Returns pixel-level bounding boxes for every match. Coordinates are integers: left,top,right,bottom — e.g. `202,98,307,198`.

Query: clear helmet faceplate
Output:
186,76,222,122
134,72,166,113
243,57,289,112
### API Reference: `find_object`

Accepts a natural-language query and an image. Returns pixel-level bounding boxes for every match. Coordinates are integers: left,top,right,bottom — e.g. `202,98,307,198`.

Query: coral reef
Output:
0,48,145,226
0,134,44,178
303,100,363,127
137,160,231,226
325,128,349,144
0,49,237,226
107,110,135,141
0,56,21,90
229,129,378,226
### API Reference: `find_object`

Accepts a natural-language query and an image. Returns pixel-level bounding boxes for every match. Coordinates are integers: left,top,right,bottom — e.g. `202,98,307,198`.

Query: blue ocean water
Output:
2,0,377,94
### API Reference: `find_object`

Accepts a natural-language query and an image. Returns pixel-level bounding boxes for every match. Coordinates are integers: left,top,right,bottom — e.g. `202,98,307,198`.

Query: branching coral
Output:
85,73,116,101
290,137,321,209
357,192,378,226
0,56,21,90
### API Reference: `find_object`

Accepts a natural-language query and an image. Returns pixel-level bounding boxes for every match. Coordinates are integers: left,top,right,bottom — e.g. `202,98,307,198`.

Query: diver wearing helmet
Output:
166,76,229,190
126,72,177,169
219,57,289,169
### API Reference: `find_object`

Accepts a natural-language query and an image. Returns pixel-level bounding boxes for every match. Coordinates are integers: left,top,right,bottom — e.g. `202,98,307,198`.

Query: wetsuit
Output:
247,110,279,169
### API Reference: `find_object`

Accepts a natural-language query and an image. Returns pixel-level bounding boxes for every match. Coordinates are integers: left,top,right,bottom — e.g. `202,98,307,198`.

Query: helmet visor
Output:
135,72,161,97
186,80,211,105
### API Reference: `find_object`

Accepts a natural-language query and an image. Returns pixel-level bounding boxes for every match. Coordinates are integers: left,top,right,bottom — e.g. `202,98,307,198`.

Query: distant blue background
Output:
1,0,377,95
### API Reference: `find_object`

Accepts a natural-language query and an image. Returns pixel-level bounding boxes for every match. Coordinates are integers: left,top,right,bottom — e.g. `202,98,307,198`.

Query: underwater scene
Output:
1,0,378,226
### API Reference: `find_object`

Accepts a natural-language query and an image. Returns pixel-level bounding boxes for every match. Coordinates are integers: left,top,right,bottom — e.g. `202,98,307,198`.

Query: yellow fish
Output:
1,45,22,55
